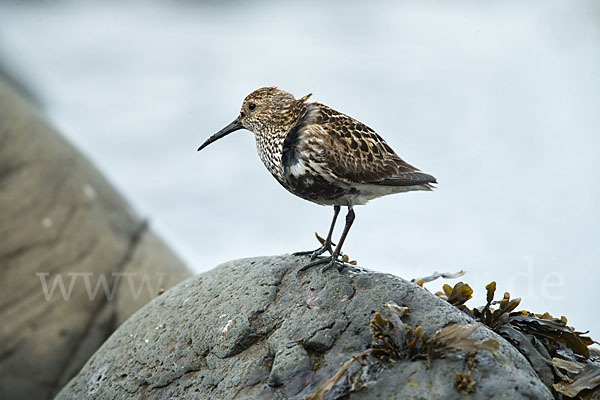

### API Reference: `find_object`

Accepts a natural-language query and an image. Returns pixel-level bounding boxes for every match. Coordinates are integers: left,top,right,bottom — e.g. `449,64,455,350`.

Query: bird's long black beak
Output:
197,117,243,151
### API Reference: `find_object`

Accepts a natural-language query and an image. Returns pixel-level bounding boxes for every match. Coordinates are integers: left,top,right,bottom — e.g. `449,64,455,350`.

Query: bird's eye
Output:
249,103,256,111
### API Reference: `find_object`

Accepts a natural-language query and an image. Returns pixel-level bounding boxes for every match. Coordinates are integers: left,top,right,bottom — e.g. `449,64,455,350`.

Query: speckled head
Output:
198,87,312,151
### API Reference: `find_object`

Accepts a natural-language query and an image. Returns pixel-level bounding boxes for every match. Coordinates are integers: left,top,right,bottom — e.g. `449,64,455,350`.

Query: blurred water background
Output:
0,1,598,337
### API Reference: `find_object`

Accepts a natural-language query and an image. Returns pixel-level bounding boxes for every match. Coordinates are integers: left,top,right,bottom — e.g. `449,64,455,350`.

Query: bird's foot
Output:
297,254,347,275
293,245,332,260
293,233,335,260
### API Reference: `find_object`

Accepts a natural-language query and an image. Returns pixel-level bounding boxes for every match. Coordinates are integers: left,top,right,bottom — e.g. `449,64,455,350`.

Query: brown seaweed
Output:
433,279,600,399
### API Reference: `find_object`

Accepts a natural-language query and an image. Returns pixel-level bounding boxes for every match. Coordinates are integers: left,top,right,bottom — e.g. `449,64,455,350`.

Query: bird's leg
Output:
298,206,355,274
293,205,340,259
323,207,355,271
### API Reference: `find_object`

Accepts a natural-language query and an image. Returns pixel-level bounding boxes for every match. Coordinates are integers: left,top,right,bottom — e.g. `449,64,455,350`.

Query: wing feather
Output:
297,103,436,187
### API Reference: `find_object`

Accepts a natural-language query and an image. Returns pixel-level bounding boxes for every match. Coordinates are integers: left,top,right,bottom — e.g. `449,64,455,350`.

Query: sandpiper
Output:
198,87,436,272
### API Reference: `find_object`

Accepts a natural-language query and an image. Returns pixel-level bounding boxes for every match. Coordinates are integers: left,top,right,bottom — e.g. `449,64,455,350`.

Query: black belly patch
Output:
283,172,355,203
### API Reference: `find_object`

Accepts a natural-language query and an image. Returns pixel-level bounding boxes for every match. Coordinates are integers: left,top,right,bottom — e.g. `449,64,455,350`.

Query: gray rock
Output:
0,78,192,399
268,344,311,387
57,256,553,399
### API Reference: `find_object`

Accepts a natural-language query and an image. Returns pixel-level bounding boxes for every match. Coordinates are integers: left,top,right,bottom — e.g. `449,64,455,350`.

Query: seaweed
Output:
303,301,498,399
454,356,477,395
433,280,600,399
435,282,473,310
429,323,498,360
304,275,600,400
301,354,367,400
369,303,497,366
552,360,600,398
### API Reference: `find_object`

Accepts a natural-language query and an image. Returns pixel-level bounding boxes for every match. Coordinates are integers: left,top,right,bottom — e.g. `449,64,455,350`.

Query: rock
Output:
57,256,554,399
0,77,192,399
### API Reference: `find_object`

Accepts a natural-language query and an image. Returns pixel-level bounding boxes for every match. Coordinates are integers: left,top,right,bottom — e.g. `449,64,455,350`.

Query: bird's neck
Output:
254,102,310,182
255,128,288,181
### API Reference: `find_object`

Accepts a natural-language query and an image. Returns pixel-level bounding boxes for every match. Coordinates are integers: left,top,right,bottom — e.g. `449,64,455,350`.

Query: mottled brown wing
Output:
303,103,436,186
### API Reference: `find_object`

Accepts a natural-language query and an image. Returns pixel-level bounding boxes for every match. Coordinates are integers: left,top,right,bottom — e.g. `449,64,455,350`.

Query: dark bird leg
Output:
298,206,355,274
323,207,355,271
293,205,340,259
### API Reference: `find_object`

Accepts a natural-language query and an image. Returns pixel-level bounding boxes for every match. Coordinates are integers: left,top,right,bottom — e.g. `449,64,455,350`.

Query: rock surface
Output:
57,256,554,399
0,78,192,399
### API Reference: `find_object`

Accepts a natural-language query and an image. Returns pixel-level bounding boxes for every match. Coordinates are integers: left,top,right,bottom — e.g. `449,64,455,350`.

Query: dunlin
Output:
198,87,436,272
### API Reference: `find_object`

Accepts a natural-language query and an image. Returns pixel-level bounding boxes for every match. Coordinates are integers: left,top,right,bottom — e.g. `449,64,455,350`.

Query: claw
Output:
297,254,348,275
293,249,315,257
293,245,331,259
297,256,329,275
293,233,335,260
321,258,338,272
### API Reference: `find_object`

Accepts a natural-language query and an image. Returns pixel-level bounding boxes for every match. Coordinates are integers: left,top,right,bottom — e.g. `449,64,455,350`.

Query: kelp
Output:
454,356,477,395
430,323,498,360
553,360,600,398
370,304,497,366
301,353,369,400
432,280,600,399
435,282,473,310
305,275,600,400
303,301,498,399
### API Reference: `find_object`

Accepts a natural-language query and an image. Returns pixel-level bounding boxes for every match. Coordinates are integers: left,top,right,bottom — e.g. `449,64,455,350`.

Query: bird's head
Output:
198,87,312,151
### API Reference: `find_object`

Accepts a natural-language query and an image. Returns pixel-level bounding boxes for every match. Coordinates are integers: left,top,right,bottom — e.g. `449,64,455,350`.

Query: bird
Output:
198,87,436,273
